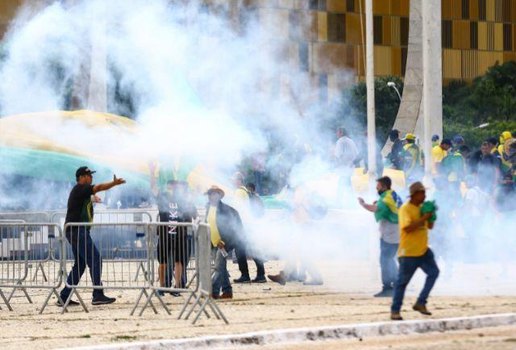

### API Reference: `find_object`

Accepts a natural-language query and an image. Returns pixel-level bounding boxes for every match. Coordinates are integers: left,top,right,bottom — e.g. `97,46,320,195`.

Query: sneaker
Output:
267,273,286,286
374,288,394,297
413,303,432,315
252,276,267,283
169,291,181,297
219,292,233,299
233,275,251,283
56,299,80,307
92,295,116,305
390,312,403,321
157,290,165,297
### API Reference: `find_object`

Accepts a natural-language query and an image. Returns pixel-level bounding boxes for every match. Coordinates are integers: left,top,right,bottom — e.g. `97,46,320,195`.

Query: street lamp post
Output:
387,81,402,101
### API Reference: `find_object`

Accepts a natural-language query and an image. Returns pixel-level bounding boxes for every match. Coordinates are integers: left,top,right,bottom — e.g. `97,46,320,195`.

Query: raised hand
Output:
113,175,126,185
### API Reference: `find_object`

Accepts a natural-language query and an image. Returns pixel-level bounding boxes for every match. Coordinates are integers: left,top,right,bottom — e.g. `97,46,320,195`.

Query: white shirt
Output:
335,136,359,168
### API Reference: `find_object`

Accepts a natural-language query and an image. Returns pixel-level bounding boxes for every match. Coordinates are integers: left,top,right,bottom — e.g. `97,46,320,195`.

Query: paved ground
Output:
1,260,515,349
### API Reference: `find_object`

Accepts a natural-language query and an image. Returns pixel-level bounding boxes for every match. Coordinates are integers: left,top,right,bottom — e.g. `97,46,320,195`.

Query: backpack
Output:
248,192,265,218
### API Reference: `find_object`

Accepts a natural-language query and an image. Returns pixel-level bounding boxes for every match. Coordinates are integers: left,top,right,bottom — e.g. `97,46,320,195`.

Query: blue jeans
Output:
61,226,104,300
212,248,232,295
380,239,399,289
391,248,439,313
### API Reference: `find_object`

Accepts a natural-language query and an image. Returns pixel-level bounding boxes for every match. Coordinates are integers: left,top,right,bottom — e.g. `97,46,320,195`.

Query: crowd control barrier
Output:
0,216,227,323
0,223,63,313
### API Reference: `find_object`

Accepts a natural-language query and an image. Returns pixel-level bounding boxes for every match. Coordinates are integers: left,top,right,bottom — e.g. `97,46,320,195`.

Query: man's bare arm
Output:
93,175,126,194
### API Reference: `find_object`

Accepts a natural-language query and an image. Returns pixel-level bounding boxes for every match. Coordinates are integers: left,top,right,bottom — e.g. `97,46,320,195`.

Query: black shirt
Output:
65,184,94,224
157,192,197,224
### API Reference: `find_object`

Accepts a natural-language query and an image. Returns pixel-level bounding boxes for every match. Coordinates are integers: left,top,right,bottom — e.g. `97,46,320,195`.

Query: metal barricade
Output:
179,223,227,324
134,222,198,316
60,222,154,314
52,209,154,280
0,223,64,313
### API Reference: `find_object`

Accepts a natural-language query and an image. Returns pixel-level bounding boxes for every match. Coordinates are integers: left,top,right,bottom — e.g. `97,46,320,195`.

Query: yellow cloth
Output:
431,145,447,175
207,206,222,247
398,202,428,257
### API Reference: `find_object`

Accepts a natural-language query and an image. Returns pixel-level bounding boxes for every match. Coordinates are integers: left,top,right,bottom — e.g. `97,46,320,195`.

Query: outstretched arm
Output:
93,175,126,194
358,197,377,212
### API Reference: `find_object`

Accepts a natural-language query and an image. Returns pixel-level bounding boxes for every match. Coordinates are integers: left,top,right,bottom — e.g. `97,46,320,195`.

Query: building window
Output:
502,0,511,22
462,0,470,19
374,16,383,44
327,13,346,42
309,0,326,11
442,20,453,48
470,21,478,49
346,0,355,12
478,0,486,20
503,23,512,51
400,17,409,46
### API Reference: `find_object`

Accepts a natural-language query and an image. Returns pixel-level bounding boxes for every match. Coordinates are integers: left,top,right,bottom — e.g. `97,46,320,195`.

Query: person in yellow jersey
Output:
498,131,514,174
431,138,452,175
401,133,424,182
390,182,439,321
205,185,244,300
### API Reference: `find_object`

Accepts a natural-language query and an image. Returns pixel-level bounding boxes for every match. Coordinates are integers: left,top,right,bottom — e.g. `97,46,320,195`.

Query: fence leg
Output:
177,291,195,319
0,289,13,311
138,290,167,316
39,288,61,314
32,262,48,282
130,289,146,316
8,286,33,304
134,261,149,282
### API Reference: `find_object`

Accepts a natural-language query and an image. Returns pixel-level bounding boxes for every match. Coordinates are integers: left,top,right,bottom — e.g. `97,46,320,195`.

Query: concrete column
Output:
365,0,376,177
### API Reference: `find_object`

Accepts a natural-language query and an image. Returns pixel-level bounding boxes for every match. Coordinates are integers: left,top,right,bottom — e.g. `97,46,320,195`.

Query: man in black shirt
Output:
58,166,126,306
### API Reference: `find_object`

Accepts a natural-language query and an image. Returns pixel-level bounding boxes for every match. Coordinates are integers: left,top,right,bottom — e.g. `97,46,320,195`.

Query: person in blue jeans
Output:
358,176,402,297
58,166,125,307
391,182,439,320
205,185,244,299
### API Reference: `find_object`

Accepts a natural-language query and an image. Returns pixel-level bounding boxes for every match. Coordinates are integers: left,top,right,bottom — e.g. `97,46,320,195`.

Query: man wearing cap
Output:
205,185,244,299
401,133,423,183
431,135,440,148
58,166,126,307
391,181,439,321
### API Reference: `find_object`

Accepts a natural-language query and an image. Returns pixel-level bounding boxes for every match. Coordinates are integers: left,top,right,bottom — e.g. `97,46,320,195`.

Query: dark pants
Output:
391,248,439,313
235,244,265,278
380,239,399,289
60,226,104,300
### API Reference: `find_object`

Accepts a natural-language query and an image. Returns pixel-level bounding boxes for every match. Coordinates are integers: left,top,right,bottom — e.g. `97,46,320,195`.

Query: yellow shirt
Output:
398,202,428,257
431,145,447,175
207,206,222,247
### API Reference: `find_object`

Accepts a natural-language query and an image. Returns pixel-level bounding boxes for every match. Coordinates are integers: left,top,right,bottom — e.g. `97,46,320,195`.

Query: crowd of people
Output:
56,127,515,319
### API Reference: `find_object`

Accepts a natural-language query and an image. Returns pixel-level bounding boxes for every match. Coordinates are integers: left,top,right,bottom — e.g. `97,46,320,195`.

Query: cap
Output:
452,135,465,145
409,181,426,196
75,166,96,178
403,133,416,141
205,185,225,198
441,138,452,146
431,134,440,142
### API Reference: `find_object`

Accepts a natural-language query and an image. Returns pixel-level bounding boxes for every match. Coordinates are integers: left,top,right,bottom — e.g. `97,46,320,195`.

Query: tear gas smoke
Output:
0,0,514,296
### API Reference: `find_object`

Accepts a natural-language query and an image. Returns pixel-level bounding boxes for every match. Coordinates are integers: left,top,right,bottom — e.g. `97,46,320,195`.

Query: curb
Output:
64,313,516,350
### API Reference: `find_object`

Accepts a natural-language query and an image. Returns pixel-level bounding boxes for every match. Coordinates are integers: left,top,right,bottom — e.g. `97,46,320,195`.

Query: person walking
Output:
58,166,125,306
358,176,402,297
390,182,439,321
205,185,244,299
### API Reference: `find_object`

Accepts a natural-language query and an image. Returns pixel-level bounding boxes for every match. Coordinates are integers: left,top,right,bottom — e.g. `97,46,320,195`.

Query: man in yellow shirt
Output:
205,185,244,299
431,139,451,175
391,182,439,321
